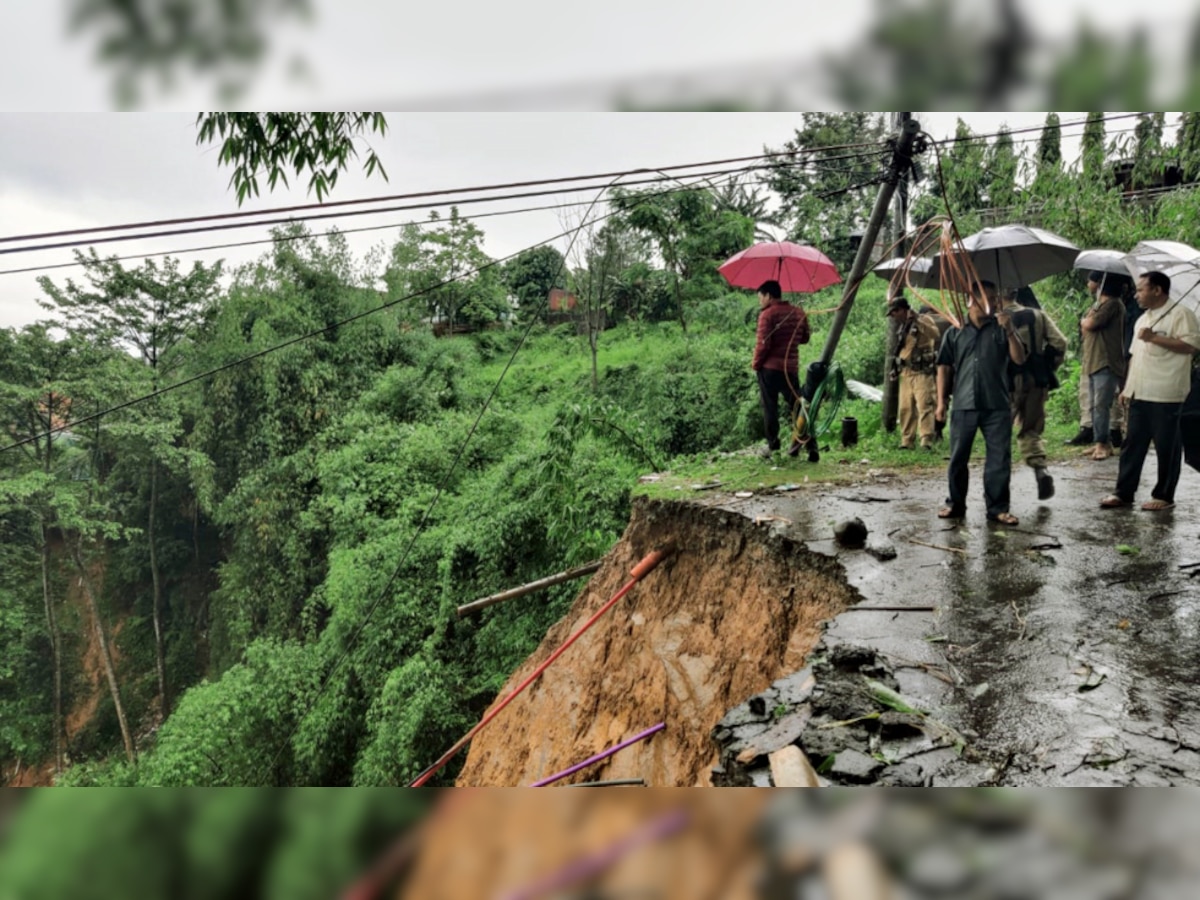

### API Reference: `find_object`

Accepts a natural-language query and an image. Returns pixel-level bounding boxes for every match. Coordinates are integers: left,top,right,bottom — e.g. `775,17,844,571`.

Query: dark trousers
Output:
946,408,1012,517
757,368,800,450
1115,399,1184,503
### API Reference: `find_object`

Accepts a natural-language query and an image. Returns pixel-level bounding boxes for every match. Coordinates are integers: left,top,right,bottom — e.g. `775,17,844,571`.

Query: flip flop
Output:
937,506,965,519
987,512,1019,525
1141,499,1175,511
1100,495,1132,509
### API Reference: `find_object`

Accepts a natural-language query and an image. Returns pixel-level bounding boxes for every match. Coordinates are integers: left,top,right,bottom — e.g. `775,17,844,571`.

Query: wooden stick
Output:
457,560,603,617
565,778,647,788
844,605,937,612
906,538,968,555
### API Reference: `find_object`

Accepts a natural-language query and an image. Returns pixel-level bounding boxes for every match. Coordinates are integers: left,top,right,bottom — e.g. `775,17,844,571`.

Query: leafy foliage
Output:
196,113,389,204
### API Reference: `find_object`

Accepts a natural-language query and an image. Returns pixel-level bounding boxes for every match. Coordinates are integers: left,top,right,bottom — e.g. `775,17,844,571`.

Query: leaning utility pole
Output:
882,112,913,433
817,116,922,369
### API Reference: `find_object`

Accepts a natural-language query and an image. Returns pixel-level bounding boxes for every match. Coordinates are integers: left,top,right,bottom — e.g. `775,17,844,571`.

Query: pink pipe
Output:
529,722,666,787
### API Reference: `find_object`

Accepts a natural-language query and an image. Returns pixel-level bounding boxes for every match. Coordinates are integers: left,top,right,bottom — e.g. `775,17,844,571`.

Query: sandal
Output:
937,506,965,519
987,512,1019,526
1141,499,1175,511
1100,495,1132,509
1090,445,1111,461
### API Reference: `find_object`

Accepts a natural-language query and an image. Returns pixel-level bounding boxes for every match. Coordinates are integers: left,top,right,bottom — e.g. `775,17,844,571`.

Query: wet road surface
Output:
715,453,1200,785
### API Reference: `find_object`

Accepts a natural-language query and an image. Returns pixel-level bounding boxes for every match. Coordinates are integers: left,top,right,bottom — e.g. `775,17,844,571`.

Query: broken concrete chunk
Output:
865,538,897,561
878,761,927,787
828,748,885,783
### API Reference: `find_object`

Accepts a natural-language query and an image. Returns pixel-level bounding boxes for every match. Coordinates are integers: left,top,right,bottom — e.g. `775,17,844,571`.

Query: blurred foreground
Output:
3,789,1200,898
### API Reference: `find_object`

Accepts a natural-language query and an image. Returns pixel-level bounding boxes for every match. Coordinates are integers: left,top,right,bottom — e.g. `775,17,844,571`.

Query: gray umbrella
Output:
1074,248,1129,276
932,224,1080,289
872,256,938,288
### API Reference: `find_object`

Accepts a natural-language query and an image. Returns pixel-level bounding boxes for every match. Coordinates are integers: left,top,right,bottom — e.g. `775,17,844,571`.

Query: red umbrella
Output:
718,241,842,294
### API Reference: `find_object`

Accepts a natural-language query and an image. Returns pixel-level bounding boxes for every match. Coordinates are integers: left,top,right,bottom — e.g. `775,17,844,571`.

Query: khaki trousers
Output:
899,369,936,448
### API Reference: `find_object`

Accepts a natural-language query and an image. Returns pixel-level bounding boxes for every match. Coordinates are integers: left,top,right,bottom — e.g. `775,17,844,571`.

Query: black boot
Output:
1064,426,1094,446
1035,467,1055,500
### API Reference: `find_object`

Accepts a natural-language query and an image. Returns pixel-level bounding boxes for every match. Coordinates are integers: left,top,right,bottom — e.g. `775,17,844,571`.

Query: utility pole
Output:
882,112,912,433
817,116,922,370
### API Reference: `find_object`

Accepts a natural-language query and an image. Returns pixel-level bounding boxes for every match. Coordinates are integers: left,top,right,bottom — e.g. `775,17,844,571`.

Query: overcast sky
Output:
0,111,1161,330
3,2,1197,109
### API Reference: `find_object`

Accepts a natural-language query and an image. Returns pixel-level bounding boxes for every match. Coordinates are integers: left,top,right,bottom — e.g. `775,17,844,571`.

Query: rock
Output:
878,761,927,786
828,748,885,784
865,538,897,561
772,666,816,705
834,517,868,548
768,745,821,787
879,711,926,740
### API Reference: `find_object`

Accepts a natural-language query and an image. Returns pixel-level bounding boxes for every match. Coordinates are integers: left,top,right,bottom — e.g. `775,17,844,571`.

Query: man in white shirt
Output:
1100,271,1200,511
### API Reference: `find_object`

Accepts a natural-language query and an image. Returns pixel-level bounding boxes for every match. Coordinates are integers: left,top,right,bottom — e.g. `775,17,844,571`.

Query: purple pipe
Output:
529,722,666,787
497,809,688,900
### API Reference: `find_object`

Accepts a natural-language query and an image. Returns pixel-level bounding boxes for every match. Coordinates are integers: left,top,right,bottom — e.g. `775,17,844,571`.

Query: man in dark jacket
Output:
751,279,811,458
935,281,1028,525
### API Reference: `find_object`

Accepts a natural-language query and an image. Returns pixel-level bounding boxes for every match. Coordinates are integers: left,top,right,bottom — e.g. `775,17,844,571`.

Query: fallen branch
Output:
907,538,968,556
843,605,937,612
1147,590,1191,602
457,560,603,617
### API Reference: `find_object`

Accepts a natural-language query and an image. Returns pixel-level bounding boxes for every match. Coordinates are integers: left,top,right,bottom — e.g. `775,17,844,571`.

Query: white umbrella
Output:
1122,240,1200,314
932,224,1080,289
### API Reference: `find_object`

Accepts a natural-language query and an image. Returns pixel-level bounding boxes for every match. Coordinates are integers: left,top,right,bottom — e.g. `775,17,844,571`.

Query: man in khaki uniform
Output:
887,293,940,450
1001,288,1067,500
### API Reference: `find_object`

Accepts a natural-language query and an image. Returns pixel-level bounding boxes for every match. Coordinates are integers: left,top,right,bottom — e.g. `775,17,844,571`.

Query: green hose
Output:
790,362,846,443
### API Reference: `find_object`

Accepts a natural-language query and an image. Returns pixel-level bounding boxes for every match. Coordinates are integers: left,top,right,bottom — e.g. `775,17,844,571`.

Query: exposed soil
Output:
455,497,862,787
397,790,770,900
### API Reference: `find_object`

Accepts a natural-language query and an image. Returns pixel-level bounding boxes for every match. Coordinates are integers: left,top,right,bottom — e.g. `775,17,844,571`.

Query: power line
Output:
0,168,799,280
926,112,1147,147
1,159,842,259
0,167,747,455
0,141,885,248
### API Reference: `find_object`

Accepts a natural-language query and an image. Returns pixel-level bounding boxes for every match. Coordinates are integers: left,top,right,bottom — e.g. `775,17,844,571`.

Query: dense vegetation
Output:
3,112,1199,796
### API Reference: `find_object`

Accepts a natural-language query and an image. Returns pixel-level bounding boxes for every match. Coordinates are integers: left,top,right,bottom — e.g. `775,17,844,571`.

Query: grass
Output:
635,396,1099,500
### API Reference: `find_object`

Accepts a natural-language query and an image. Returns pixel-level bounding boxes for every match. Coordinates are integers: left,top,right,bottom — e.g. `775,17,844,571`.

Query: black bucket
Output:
841,416,858,448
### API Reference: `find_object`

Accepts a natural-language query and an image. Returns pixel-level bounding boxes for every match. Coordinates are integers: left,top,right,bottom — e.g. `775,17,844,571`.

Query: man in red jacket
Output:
751,280,811,458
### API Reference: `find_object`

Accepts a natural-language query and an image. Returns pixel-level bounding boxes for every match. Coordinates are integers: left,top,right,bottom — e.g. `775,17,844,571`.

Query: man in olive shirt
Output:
935,281,1028,525
1080,274,1128,460
1001,287,1067,500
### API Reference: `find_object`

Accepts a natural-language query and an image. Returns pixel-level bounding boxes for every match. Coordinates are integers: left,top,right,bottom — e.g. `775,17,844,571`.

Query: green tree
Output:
195,113,389,204
0,325,139,767
1031,112,1064,197
986,126,1019,209
612,186,754,329
37,252,222,718
1179,112,1200,182
502,246,568,321
1082,112,1107,185
765,113,889,269
1132,111,1167,190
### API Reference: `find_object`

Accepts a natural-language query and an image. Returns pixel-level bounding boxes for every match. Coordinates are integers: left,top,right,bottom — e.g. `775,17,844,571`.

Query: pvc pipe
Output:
529,722,665,787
